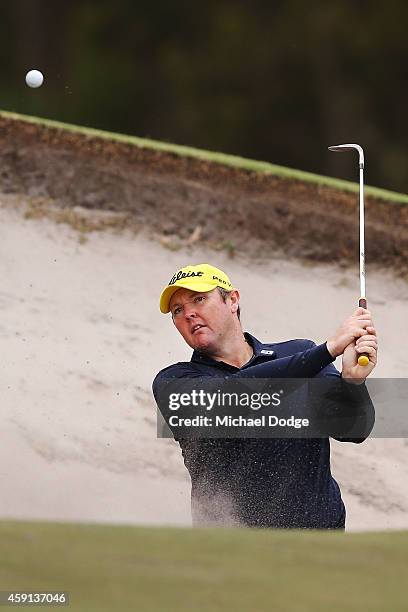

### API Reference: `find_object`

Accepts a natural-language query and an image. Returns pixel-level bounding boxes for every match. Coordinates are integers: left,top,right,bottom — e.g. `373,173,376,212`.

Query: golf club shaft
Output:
359,163,366,300
358,162,369,366
328,143,369,366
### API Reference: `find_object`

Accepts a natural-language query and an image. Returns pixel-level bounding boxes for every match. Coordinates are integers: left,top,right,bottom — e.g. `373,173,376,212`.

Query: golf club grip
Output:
358,298,369,366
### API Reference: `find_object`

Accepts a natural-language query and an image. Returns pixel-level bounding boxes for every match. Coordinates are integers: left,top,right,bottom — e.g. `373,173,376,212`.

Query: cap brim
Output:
159,282,217,313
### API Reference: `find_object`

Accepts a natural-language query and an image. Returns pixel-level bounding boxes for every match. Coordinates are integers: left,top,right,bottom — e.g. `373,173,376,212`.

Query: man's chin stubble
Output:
191,338,213,354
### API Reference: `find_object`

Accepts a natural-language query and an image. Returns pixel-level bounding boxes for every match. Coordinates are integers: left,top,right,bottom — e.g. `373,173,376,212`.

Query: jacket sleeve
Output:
238,341,335,378
152,341,335,396
309,342,375,443
329,376,375,443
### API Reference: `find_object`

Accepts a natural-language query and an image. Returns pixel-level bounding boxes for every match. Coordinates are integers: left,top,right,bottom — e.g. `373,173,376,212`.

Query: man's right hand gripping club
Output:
326,307,378,382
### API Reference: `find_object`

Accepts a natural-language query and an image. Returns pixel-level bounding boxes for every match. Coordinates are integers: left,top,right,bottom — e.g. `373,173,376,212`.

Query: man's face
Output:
168,287,238,353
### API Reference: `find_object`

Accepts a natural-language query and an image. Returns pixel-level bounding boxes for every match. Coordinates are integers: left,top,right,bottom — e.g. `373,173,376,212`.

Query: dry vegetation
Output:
1,114,407,275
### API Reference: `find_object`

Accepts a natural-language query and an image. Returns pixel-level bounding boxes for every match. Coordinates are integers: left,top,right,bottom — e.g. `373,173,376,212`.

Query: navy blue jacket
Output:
152,333,375,529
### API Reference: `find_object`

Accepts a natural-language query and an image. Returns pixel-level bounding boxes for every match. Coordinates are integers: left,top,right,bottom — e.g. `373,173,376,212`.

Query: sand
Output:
1,195,408,531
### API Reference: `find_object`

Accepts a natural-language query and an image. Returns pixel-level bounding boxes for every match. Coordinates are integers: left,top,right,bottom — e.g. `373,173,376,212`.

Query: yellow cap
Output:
159,263,234,313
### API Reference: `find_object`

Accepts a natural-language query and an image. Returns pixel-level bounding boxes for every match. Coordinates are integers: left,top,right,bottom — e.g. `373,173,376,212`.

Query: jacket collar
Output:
191,332,275,366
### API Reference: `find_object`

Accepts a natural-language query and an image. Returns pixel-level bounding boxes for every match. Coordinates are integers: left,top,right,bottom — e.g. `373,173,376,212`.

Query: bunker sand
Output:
1,196,407,531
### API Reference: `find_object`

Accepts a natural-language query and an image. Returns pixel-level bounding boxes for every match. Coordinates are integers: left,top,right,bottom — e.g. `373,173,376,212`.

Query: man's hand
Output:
326,308,375,359
342,325,378,382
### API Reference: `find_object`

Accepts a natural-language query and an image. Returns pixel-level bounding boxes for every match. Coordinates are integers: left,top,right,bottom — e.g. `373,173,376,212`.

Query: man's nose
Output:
184,304,197,318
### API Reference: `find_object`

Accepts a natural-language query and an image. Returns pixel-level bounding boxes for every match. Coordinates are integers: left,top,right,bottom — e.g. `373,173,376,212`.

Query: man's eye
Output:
173,307,182,316
195,296,206,303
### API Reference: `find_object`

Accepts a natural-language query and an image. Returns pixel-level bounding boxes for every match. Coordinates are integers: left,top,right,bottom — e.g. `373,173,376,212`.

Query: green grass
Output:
1,109,408,206
0,520,406,611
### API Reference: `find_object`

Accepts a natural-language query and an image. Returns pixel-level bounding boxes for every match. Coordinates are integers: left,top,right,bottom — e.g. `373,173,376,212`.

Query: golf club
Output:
328,143,369,367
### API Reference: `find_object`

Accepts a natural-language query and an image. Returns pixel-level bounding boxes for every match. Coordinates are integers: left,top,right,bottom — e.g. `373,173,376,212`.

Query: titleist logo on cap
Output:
168,270,204,285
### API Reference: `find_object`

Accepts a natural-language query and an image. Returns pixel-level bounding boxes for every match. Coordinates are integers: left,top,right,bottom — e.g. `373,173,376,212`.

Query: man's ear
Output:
230,289,240,313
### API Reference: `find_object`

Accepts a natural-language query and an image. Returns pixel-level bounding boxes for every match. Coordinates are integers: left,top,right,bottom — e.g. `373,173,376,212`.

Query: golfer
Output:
152,263,377,530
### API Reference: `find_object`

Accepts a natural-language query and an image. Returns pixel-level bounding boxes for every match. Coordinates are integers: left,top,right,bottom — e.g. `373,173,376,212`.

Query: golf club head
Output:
328,143,364,167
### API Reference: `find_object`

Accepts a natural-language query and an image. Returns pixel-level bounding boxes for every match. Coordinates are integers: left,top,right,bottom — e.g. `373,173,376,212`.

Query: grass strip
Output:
0,520,406,612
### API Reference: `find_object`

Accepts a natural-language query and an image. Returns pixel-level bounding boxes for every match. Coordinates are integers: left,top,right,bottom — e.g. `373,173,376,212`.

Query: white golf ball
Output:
25,70,44,88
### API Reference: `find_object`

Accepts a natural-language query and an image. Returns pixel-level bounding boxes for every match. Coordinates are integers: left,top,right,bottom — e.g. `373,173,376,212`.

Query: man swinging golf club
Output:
152,263,378,530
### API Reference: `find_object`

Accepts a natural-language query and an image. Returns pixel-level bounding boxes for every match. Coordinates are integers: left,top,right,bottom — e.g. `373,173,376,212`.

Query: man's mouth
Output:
191,324,206,334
